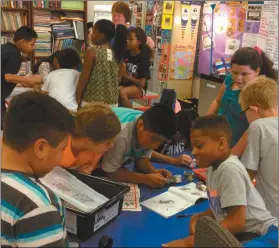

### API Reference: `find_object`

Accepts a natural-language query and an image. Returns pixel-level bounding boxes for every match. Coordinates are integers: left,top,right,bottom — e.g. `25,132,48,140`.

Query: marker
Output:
176,212,200,218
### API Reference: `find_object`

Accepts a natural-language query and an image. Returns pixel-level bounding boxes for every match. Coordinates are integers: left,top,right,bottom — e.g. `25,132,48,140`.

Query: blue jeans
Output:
243,225,278,247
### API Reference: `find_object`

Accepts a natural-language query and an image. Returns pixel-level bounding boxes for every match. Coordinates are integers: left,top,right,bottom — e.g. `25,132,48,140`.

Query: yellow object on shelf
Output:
61,1,84,10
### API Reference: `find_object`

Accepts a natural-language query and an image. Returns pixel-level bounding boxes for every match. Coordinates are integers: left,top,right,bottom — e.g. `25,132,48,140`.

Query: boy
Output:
60,103,121,175
239,76,278,219
101,104,178,188
1,26,42,128
164,115,278,247
1,91,74,247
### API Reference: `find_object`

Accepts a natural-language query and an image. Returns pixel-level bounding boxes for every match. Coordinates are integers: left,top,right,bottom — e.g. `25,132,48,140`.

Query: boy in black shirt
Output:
1,26,42,129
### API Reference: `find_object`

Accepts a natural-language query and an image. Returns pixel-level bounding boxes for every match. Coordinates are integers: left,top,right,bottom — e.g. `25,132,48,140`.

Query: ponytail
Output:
32,52,58,74
140,43,154,60
113,24,128,63
231,47,277,81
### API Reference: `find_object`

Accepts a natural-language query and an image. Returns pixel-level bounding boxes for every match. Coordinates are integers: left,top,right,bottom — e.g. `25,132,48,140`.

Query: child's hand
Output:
25,75,43,86
174,154,193,166
145,173,167,188
155,169,172,178
190,213,202,234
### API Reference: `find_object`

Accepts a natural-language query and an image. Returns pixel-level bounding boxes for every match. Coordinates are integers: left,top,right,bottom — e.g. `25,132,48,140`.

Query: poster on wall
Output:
180,1,191,39
158,43,171,81
162,14,174,29
190,5,201,39
174,50,192,79
163,1,175,15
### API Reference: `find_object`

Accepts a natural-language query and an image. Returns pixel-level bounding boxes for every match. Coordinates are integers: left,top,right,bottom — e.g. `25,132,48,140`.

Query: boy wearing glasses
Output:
239,76,278,219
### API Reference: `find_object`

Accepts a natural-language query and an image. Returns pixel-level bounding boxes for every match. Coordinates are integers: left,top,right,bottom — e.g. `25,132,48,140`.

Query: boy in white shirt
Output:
164,115,277,247
239,76,278,219
42,48,81,112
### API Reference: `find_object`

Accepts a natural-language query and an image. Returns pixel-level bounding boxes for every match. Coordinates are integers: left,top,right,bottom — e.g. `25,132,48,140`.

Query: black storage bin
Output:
64,170,130,241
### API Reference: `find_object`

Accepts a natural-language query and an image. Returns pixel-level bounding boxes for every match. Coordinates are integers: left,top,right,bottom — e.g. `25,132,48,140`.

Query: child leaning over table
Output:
239,76,278,219
164,115,278,247
101,104,184,188
60,103,121,176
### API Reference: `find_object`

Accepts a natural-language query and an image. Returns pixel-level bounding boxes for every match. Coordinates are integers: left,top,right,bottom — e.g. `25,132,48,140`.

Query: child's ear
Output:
218,137,227,151
33,139,50,161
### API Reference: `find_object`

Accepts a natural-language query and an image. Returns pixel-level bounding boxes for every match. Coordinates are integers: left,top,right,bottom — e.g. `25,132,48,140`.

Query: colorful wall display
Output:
198,1,278,75
180,1,191,39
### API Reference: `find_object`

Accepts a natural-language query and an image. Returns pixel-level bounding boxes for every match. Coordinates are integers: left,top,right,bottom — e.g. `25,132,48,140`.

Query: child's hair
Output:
94,19,128,62
141,103,177,140
192,115,232,144
130,27,154,59
231,47,277,81
55,48,82,69
112,1,131,23
32,51,58,74
3,91,74,152
73,103,121,143
239,76,278,110
13,26,38,42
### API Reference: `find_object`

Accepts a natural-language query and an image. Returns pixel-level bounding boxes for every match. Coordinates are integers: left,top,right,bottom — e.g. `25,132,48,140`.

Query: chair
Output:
195,216,242,247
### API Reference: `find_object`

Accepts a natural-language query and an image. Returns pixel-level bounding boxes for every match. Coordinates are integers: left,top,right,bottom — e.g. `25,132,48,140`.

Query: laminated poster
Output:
180,1,191,39
162,14,173,30
163,1,175,15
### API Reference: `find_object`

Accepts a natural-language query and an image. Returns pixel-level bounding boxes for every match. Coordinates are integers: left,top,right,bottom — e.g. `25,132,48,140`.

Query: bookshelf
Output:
1,1,88,69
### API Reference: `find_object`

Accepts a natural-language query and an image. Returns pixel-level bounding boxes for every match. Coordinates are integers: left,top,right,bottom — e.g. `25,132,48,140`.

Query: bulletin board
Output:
198,1,278,76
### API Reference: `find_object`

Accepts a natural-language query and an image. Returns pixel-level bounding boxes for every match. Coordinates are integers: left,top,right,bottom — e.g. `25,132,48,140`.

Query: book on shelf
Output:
61,12,84,22
40,166,109,213
61,0,84,11
33,0,61,9
0,35,13,45
141,182,208,218
51,22,75,39
73,21,84,40
1,0,27,8
1,12,27,32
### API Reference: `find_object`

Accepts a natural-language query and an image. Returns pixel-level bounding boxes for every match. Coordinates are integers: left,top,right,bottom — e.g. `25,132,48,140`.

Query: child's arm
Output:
231,131,248,157
207,83,226,115
118,63,126,82
122,73,146,88
5,74,42,87
76,48,96,104
151,151,193,166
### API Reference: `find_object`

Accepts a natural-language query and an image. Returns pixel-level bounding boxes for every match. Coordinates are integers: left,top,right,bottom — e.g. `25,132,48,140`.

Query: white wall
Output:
87,1,116,23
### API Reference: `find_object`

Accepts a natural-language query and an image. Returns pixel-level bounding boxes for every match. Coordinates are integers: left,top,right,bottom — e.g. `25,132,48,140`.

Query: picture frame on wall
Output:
163,1,174,15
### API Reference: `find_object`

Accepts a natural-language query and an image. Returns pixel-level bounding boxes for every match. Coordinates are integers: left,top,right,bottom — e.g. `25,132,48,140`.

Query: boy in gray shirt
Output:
239,76,278,219
164,115,277,248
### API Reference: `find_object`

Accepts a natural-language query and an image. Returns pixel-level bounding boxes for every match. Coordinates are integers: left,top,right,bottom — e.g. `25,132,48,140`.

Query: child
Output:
119,27,153,108
207,47,277,157
1,26,42,128
42,48,82,112
60,103,121,176
1,91,74,247
112,1,155,49
76,19,128,107
33,51,59,85
239,76,278,219
101,104,178,188
164,115,278,247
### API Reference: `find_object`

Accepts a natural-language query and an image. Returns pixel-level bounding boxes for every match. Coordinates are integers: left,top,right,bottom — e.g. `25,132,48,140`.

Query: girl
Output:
207,47,277,156
119,27,153,108
41,48,82,112
76,19,128,107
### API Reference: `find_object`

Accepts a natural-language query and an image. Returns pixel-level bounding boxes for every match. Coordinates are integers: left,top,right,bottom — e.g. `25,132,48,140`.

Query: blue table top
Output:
80,160,278,248
80,162,209,247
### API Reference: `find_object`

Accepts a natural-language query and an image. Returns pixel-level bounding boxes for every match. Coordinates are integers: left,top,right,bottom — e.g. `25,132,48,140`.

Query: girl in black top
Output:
119,27,153,108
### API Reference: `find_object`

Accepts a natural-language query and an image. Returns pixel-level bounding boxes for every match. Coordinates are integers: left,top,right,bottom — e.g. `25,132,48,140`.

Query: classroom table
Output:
79,161,278,248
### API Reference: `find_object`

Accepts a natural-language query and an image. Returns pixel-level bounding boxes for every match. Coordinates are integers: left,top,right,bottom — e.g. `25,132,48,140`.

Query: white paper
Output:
242,33,258,47
40,167,109,213
225,39,240,55
122,183,142,212
94,201,120,231
141,192,193,218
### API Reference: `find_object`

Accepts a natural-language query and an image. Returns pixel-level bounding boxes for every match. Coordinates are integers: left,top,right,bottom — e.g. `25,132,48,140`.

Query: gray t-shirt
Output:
101,113,152,173
241,117,278,219
207,155,278,235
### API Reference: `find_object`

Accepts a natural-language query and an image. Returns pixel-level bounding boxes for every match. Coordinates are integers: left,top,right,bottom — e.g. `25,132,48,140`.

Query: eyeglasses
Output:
241,106,250,114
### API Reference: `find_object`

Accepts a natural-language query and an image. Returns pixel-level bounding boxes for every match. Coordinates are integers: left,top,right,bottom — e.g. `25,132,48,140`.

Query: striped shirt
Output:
1,170,69,247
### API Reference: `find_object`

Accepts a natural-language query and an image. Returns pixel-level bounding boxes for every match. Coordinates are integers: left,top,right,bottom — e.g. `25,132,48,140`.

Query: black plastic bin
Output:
64,170,130,241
